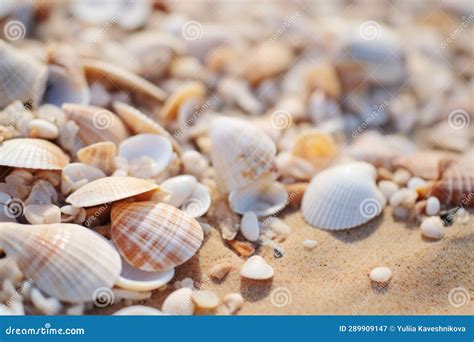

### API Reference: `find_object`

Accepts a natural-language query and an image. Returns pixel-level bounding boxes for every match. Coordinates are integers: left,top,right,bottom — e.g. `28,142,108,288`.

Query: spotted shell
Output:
77,141,116,174
111,202,203,271
0,138,69,170
0,223,121,302
301,162,386,230
66,176,159,207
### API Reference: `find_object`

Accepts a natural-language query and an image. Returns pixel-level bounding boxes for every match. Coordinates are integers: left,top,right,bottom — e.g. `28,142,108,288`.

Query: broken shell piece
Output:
43,64,90,107
111,202,204,271
229,181,288,217
160,175,198,207
161,287,194,315
24,204,61,225
28,119,59,140
61,163,106,195
66,176,159,207
291,130,339,169
219,293,244,315
192,290,219,310
208,262,233,280
302,162,386,230
240,255,274,280
240,211,259,242
370,267,392,283
25,180,58,205
420,217,445,240
226,239,255,257
0,223,121,302
0,138,69,170
160,82,206,124
113,306,165,315
77,142,117,175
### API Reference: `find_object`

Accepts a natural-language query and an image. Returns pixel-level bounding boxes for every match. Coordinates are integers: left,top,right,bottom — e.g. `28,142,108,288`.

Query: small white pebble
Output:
303,240,317,250
420,217,445,240
378,180,399,200
389,188,417,208
240,255,274,280
370,267,392,283
407,177,427,190
393,169,411,186
240,211,259,242
425,197,441,216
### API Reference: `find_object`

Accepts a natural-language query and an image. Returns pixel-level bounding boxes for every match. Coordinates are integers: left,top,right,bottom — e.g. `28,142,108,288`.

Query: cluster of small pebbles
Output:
0,1,472,315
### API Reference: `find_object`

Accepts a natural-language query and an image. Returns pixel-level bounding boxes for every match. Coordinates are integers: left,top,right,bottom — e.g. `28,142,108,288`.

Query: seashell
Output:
113,306,165,315
61,163,106,195
83,59,167,102
207,195,240,240
210,116,276,192
305,61,342,99
62,103,130,147
0,41,48,108
301,162,386,230
66,176,159,207
428,120,471,153
192,290,219,310
77,142,116,175
369,267,392,283
229,180,287,217
159,82,206,124
24,204,61,225
161,287,194,315
160,175,198,207
217,78,263,115
420,217,445,240
291,130,339,170
181,183,211,218
240,211,259,242
208,261,233,280
181,150,209,179
394,151,457,181
118,134,173,177
0,138,69,170
226,239,255,257
219,293,244,315
240,255,274,280
111,202,204,271
28,119,59,140
0,223,121,302
43,65,90,106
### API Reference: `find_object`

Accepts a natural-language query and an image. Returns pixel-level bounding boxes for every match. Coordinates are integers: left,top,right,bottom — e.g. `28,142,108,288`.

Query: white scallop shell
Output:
301,162,386,230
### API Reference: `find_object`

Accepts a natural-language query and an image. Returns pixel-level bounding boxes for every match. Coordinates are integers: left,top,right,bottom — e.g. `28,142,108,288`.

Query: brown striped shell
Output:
77,141,117,174
0,223,121,302
66,176,159,207
62,103,130,146
111,201,203,271
0,138,69,170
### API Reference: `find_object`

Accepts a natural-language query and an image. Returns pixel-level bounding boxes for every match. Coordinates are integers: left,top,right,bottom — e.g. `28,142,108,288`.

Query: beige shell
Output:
66,176,159,207
77,142,116,174
0,41,48,108
210,116,276,192
302,162,386,230
0,223,121,302
62,103,130,147
83,59,167,102
113,101,170,137
111,202,203,271
159,82,206,124
394,151,457,181
0,138,69,170
292,130,339,169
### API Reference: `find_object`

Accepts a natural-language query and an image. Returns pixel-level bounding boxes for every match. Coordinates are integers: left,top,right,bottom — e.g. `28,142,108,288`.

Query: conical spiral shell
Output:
0,138,69,170
301,162,386,230
77,141,117,174
111,202,204,271
66,176,159,207
0,223,121,302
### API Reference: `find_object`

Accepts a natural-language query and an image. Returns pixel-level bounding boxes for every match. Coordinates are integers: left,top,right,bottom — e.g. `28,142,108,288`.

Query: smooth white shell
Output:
181,183,211,218
301,162,386,230
160,175,198,207
161,287,194,315
370,267,392,283
240,255,274,280
420,217,445,240
240,211,259,242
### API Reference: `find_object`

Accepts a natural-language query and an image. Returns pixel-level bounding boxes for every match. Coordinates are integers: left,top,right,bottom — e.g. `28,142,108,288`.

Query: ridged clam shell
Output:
111,202,203,271
62,103,130,146
0,223,121,302
210,116,276,191
66,176,159,207
302,162,386,230
0,138,69,170
77,141,116,174
0,41,48,108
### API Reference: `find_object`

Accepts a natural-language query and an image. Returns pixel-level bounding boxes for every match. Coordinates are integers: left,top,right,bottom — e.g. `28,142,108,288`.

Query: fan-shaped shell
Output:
0,223,121,302
0,41,48,108
66,176,159,207
301,162,386,230
111,202,204,271
77,141,116,174
210,116,276,192
0,138,69,170
62,103,130,146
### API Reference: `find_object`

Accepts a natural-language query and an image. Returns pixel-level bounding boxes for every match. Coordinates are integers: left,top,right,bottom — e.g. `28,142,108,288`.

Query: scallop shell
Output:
0,223,121,302
83,59,167,102
301,162,386,230
61,162,106,195
229,180,288,217
62,103,130,147
159,82,206,124
77,142,116,174
0,138,69,170
0,41,48,108
210,116,276,192
111,202,203,271
394,151,457,181
66,176,159,207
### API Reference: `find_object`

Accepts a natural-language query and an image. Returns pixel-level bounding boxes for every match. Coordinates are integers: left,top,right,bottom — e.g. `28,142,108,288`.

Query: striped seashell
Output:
0,41,48,108
77,141,117,174
62,103,130,147
83,59,167,102
394,151,457,181
0,223,121,302
0,138,69,170
66,176,159,207
111,202,204,271
302,162,386,230
159,82,206,124
210,116,276,192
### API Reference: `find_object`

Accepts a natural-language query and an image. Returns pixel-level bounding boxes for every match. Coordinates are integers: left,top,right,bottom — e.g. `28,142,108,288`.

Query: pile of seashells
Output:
0,1,472,315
